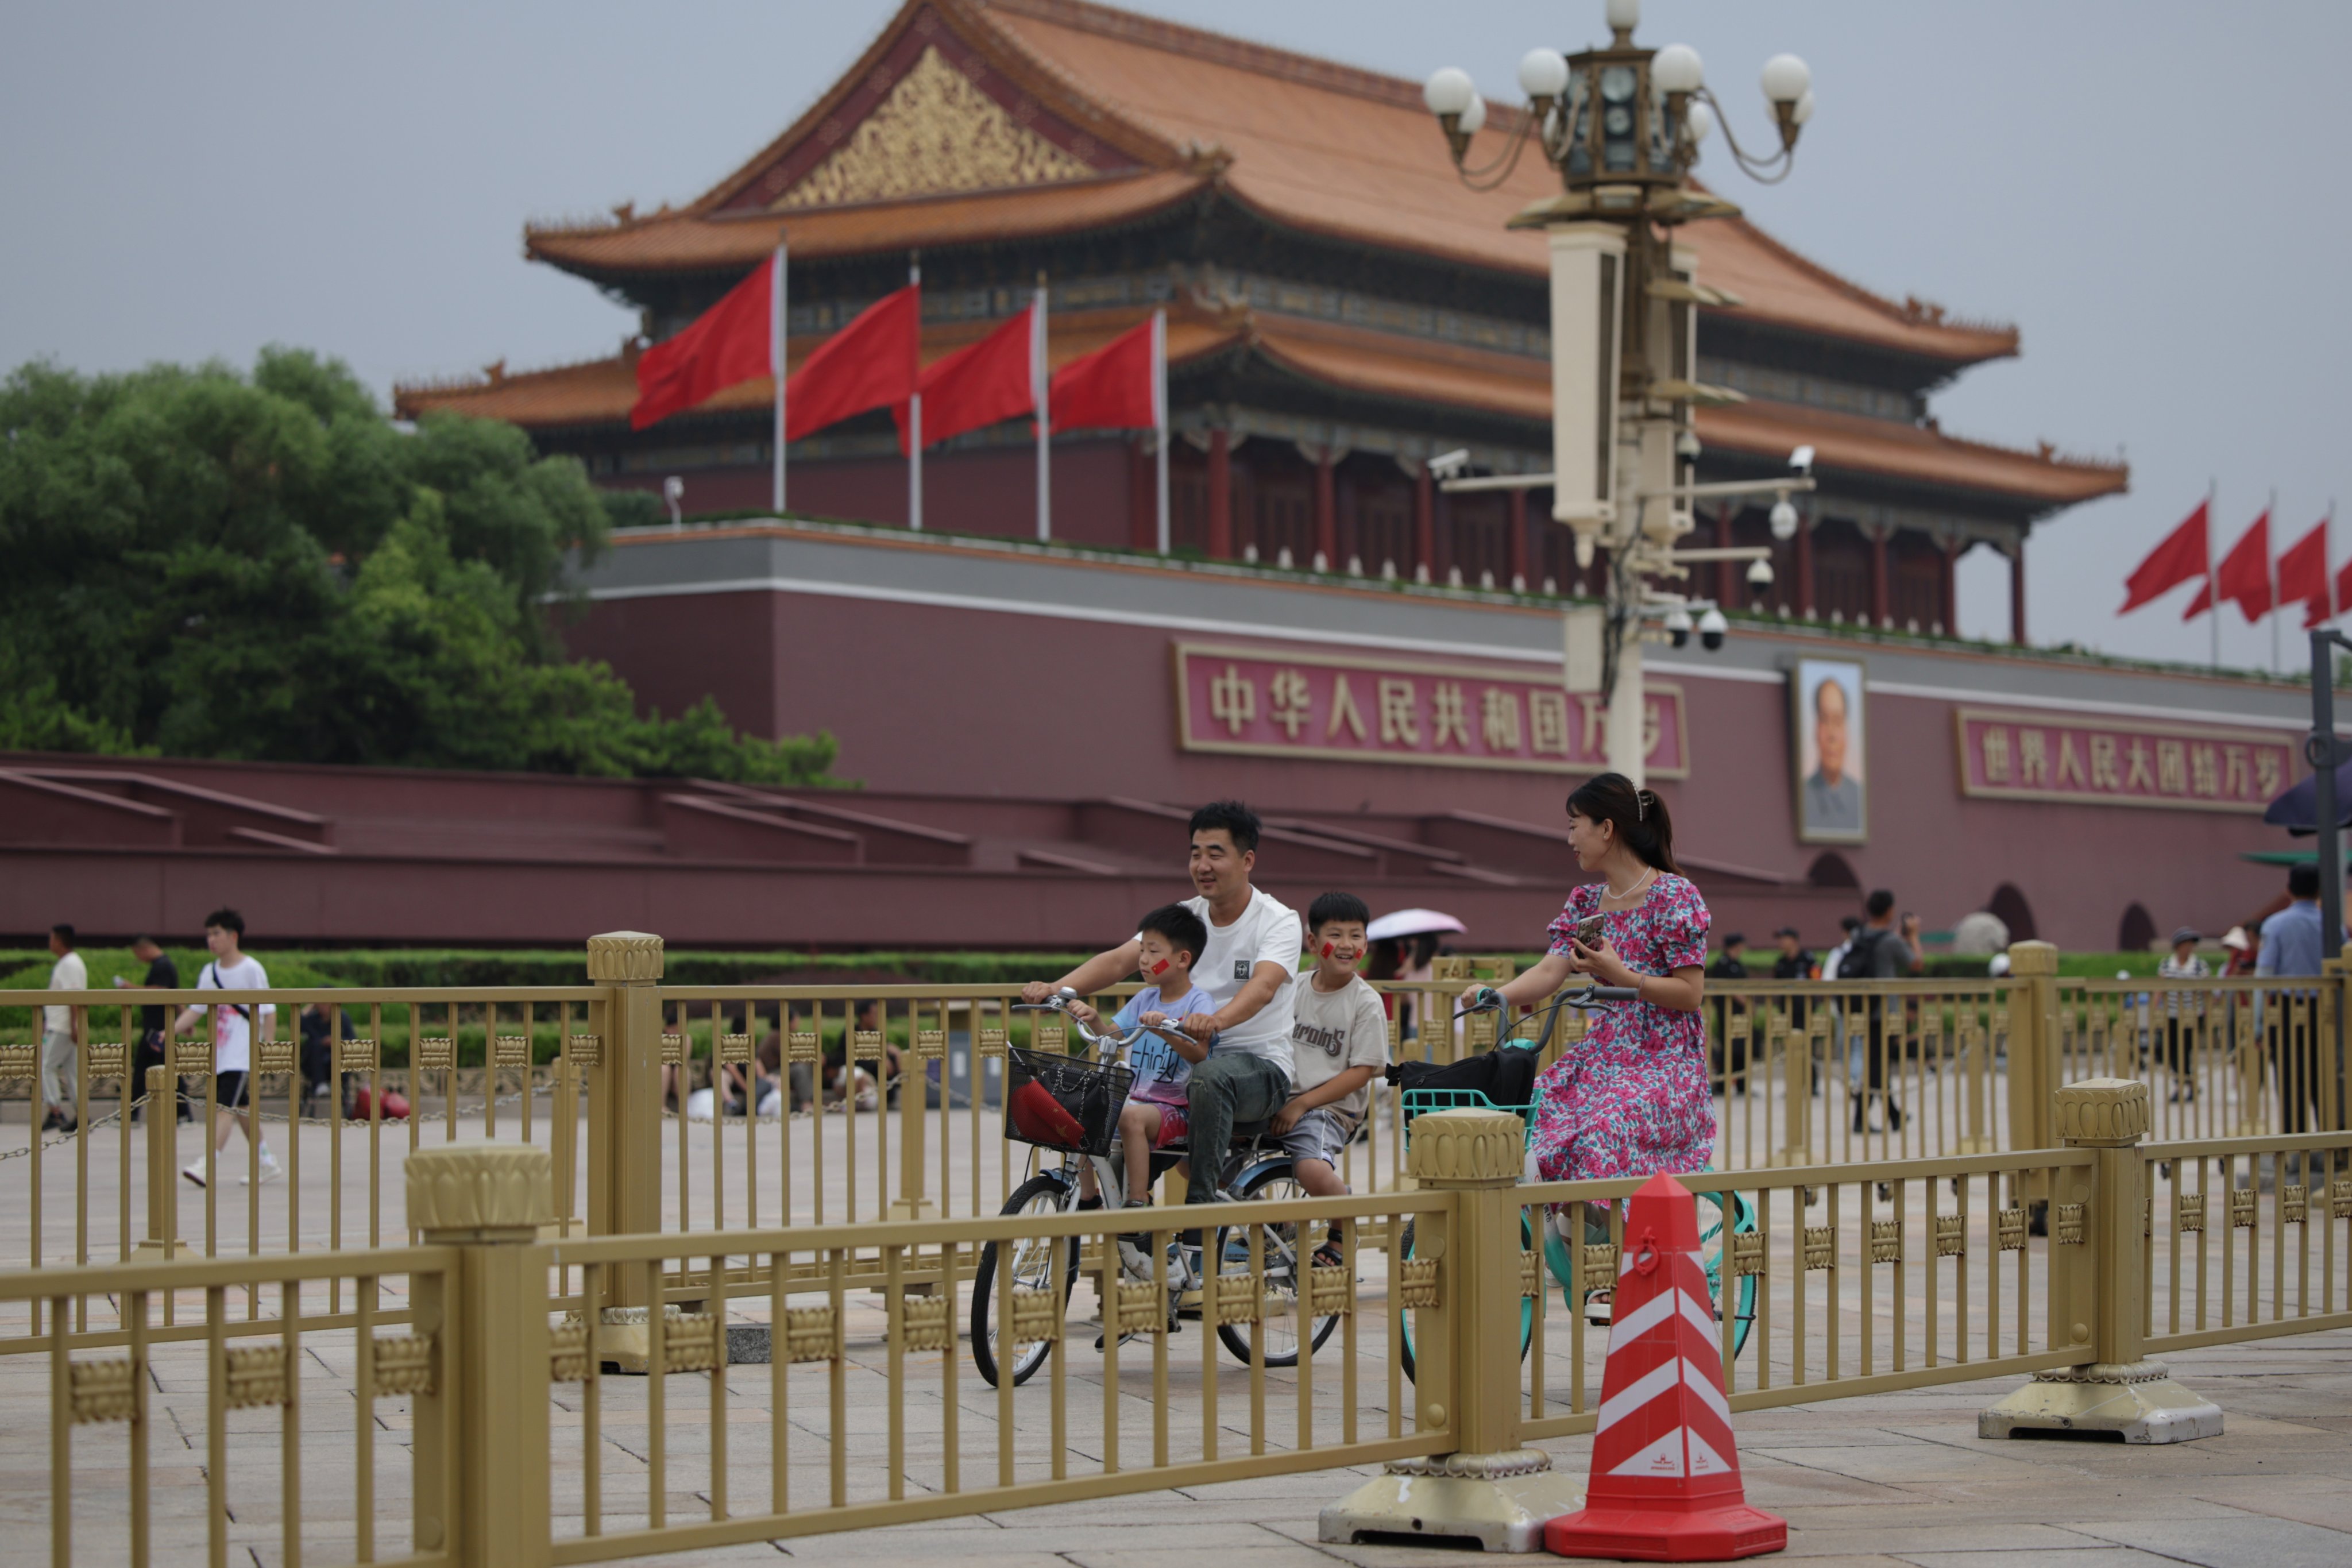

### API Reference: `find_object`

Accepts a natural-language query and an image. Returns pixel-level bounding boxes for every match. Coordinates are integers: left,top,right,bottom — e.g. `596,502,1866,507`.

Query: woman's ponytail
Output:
1565,772,1678,873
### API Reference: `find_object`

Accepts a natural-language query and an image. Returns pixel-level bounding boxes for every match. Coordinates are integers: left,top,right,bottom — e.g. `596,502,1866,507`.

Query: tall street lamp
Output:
1423,0,1818,783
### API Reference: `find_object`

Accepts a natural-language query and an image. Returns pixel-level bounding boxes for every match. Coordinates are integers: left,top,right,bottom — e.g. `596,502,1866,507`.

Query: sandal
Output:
1311,1240,1345,1270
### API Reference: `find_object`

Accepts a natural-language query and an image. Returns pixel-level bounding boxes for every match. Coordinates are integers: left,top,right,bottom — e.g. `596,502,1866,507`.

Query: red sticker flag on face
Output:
893,302,1037,455
630,256,778,431
1050,316,1160,433
2277,520,2332,628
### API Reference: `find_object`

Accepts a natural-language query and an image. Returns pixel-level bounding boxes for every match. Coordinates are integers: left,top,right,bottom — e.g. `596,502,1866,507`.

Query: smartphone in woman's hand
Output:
1574,916,1605,951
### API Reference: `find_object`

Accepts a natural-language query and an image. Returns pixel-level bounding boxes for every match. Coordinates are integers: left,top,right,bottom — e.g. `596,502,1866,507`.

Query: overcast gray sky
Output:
6,1,2346,671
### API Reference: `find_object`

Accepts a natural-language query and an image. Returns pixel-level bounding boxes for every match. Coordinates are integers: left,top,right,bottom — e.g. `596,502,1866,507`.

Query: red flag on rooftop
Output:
2278,519,2331,629
2184,510,2271,622
892,302,1037,455
631,256,777,431
785,284,920,441
1051,315,1162,432
2119,500,2208,614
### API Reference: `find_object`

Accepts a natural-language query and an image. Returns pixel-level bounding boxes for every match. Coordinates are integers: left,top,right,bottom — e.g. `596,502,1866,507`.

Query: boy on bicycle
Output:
1065,903,1216,1221
1275,892,1389,1266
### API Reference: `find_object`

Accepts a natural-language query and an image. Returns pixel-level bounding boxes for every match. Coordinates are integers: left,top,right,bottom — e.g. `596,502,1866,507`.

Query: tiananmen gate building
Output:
3,0,2317,957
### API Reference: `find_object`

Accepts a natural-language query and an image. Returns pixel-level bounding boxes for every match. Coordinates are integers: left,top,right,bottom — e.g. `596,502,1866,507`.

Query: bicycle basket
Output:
1005,1047,1134,1156
1398,1087,1536,1141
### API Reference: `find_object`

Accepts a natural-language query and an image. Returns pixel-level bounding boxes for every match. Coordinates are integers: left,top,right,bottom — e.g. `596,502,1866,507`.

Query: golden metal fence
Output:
15,1080,2352,1566
9,936,2348,1348
0,1241,454,1568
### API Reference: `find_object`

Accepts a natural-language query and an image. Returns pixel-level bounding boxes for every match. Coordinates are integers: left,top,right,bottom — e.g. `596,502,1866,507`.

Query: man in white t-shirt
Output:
171,906,280,1185
1025,801,1303,1213
41,923,87,1132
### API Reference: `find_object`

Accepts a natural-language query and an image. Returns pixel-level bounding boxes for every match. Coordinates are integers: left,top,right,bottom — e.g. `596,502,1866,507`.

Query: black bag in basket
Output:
1005,1047,1134,1156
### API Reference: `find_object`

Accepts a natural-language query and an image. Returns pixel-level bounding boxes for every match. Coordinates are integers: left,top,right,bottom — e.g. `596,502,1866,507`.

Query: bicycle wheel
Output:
971,1174,1080,1388
1396,1212,1536,1384
1540,1191,1756,1362
1210,1167,1343,1367
1696,1188,1758,1359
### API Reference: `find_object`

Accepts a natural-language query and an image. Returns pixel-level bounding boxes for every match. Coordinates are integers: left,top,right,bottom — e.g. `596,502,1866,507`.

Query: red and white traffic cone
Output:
1546,1172,1785,1561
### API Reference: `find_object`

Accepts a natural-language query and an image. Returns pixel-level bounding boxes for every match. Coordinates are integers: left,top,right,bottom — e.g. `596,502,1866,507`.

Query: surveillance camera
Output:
1788,445,1814,475
1675,429,1702,460
1698,607,1728,651
1747,557,1775,587
1663,605,1693,648
661,476,685,501
1428,448,1471,480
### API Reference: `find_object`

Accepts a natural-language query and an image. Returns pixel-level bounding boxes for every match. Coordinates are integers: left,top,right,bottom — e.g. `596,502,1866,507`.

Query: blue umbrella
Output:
2263,755,2352,835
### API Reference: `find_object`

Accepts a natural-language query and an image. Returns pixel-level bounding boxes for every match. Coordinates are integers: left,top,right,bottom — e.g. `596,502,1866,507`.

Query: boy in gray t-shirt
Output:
1276,894,1390,1264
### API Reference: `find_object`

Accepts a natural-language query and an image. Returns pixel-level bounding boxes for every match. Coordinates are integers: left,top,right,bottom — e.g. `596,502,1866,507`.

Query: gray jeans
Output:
1181,1052,1291,1203
40,1030,76,1114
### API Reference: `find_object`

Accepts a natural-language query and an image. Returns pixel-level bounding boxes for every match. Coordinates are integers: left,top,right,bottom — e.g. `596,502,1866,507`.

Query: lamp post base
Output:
1321,1449,1585,1554
1978,1361,2222,1444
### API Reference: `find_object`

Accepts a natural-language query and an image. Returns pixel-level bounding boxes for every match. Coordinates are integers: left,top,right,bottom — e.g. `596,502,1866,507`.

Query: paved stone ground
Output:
577,1329,2352,1568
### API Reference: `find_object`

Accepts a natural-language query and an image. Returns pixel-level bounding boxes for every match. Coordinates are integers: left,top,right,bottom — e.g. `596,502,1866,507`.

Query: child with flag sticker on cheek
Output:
1064,903,1216,1218
1275,891,1391,1268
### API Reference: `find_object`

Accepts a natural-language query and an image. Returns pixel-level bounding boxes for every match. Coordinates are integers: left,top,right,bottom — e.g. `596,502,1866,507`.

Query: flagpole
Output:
1035,272,1051,543
1153,308,1169,556
2208,478,2219,672
771,240,787,515
908,253,923,532
2271,486,2281,675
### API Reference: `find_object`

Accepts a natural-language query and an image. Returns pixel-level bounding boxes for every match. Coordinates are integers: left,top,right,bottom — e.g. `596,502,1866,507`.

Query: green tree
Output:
0,349,838,783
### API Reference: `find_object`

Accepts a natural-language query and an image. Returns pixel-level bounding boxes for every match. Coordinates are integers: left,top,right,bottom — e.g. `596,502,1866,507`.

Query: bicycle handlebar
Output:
1012,989,1200,1057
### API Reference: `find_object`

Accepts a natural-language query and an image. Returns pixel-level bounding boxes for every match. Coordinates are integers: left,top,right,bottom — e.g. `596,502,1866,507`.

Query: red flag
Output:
785,284,920,441
1051,316,1160,432
2120,500,2208,613
2278,520,2331,628
891,303,1036,455
631,256,775,431
2201,510,2273,623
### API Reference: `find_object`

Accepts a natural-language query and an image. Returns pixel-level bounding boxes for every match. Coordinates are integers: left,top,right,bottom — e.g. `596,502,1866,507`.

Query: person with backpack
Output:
1841,890,1919,1134
169,907,281,1185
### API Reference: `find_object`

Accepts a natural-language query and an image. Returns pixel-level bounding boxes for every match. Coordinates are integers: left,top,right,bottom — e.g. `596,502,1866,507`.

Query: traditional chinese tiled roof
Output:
522,0,2018,367
396,304,2121,507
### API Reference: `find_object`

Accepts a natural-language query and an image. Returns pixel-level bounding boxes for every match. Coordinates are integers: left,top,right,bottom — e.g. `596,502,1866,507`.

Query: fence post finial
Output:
406,1145,554,1567
1979,1077,2223,1444
1322,1110,1586,1551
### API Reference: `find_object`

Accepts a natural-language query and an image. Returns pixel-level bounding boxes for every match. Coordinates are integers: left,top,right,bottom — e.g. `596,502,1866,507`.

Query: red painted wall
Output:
563,585,2293,951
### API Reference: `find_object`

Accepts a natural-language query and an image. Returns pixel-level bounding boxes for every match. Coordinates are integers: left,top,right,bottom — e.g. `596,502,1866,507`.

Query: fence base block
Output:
1320,1450,1584,1554
1978,1361,2223,1445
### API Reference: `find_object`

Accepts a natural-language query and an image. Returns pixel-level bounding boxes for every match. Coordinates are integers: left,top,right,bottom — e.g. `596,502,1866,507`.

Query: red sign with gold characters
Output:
1173,642,1687,777
1953,708,2296,813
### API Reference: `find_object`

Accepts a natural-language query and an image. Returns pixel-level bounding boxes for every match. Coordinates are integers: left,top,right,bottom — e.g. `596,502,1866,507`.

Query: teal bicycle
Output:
1395,986,1758,1382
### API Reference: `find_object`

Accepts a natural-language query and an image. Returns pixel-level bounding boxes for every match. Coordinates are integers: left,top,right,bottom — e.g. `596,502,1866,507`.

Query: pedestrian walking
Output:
40,924,86,1133
2256,864,2342,1136
115,935,187,1122
2156,926,2208,1102
170,907,281,1185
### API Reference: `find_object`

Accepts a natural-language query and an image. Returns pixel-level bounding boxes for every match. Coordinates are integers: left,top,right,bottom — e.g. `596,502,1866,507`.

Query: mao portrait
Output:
1793,659,1866,843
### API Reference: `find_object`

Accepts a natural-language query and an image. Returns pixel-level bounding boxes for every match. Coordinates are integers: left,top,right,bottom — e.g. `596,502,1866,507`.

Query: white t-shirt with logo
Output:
1171,889,1303,1083
197,955,274,1074
1289,972,1391,1126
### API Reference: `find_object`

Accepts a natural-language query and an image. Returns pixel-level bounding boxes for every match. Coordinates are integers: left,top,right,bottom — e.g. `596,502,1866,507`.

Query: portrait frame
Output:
1791,658,1867,844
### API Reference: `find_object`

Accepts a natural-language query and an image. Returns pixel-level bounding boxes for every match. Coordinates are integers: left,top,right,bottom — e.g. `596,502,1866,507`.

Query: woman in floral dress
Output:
1458,772,1716,1185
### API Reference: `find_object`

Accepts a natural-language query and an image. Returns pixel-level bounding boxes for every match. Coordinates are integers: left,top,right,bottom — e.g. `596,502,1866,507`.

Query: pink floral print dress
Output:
1530,872,1717,1183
